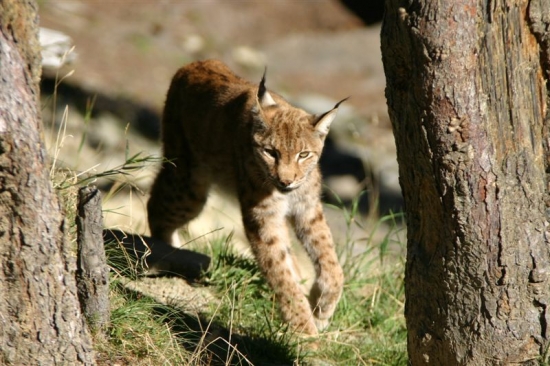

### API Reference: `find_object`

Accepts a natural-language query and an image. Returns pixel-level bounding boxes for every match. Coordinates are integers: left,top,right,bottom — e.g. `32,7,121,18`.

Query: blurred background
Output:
38,0,400,254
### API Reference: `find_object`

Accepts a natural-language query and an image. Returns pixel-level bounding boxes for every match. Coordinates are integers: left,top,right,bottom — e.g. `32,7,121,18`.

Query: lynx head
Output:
251,70,347,192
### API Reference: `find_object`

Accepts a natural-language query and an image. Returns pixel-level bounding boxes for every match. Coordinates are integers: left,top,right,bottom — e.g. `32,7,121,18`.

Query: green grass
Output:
202,215,407,365
93,201,407,365
54,152,407,365
95,284,190,365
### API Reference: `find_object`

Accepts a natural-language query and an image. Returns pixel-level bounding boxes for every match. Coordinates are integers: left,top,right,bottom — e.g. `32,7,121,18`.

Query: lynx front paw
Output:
309,269,344,329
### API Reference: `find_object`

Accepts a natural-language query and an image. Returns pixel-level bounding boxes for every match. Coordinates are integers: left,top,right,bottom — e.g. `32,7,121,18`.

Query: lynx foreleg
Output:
241,203,318,336
292,202,344,331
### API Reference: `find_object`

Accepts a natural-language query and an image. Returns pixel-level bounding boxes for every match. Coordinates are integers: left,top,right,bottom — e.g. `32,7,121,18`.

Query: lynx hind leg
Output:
293,205,344,330
147,160,209,245
242,211,318,336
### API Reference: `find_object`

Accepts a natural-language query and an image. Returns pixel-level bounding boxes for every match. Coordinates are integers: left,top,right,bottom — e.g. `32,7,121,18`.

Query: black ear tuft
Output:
257,67,277,108
312,97,349,136
334,96,350,109
258,67,268,99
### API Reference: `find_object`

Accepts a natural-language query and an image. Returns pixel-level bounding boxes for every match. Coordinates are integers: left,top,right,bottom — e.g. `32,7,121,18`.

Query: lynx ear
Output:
257,67,277,108
313,97,349,136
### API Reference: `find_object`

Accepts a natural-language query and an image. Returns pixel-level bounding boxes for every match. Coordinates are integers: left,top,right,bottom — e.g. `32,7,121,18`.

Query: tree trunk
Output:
77,186,110,333
0,1,95,364
381,0,550,364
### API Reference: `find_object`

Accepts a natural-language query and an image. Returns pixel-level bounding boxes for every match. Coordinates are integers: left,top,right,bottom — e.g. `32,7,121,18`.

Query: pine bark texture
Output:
381,0,550,364
0,0,95,364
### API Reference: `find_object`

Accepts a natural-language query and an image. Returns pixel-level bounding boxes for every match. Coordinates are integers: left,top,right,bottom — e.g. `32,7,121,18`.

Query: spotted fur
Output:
148,59,345,335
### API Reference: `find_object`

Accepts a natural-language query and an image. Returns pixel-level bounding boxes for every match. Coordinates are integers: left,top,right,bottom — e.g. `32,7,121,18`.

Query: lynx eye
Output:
264,148,278,159
298,151,310,159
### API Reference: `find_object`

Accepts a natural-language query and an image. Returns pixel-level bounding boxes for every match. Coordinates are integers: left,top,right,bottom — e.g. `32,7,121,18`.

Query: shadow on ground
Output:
104,230,300,366
154,304,299,366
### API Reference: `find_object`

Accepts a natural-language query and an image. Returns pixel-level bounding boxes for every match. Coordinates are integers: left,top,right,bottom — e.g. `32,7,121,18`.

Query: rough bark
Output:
0,0,95,364
381,0,550,364
77,186,110,332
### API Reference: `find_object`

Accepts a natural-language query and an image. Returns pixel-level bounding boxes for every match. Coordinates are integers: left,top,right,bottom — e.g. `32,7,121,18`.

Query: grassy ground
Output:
53,158,406,365
91,187,407,365
91,212,406,365
51,146,407,365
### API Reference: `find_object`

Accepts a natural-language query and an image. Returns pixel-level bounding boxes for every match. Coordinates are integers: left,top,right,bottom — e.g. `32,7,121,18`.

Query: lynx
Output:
147,59,345,336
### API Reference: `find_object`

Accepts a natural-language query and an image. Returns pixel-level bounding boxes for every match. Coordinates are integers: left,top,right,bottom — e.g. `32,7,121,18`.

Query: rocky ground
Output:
39,1,403,303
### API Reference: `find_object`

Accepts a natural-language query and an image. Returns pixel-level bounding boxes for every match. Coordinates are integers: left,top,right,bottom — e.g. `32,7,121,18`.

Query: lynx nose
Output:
277,166,296,191
276,176,297,191
278,178,293,188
